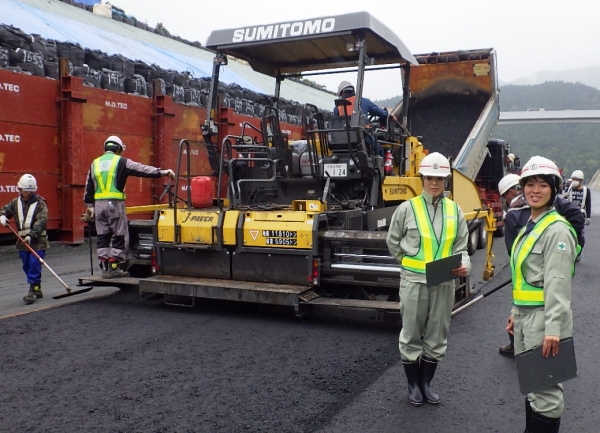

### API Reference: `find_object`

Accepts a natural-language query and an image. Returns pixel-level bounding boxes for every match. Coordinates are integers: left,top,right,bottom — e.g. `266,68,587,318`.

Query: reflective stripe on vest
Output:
92,153,124,200
17,197,45,236
510,211,580,306
401,196,458,273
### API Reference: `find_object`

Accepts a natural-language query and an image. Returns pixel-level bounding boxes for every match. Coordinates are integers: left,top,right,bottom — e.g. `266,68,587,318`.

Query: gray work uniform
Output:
84,151,165,262
386,191,471,362
511,208,577,418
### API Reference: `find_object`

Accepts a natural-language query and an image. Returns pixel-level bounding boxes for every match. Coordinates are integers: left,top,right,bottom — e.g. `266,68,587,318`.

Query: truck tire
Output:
468,226,478,256
477,220,488,249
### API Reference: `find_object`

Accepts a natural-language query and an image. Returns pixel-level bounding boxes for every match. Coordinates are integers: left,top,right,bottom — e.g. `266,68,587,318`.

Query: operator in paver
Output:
508,156,579,433
386,152,470,407
82,135,175,279
0,174,49,304
334,81,396,157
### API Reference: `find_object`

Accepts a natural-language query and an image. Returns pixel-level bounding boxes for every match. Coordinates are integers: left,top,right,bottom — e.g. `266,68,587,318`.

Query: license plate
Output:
324,163,347,177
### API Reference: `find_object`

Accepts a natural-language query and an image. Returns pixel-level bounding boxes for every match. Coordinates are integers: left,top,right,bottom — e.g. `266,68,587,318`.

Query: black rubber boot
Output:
531,411,560,433
23,283,37,304
499,332,515,357
420,356,440,404
402,359,423,406
34,283,43,299
524,398,533,433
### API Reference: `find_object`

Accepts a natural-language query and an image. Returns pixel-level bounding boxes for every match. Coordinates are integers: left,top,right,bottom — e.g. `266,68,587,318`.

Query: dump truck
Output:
79,12,504,325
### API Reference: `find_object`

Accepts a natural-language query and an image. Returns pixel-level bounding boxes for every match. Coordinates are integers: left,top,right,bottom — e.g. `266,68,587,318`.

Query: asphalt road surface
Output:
1,202,599,432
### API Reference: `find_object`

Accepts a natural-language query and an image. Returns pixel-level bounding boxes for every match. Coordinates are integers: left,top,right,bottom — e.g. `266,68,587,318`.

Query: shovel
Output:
6,224,93,299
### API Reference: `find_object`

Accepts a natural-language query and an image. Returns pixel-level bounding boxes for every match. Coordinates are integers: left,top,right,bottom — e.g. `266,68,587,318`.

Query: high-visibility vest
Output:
401,196,458,273
92,153,125,200
16,196,46,237
337,96,372,127
510,211,580,306
340,96,356,117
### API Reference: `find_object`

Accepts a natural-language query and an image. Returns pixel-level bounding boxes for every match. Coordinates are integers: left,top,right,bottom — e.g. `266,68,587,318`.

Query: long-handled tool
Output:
7,224,93,299
451,278,512,317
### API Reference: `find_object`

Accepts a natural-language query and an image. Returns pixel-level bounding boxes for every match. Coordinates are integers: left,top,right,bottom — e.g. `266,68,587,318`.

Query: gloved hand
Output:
0,215,7,227
585,218,590,226
82,206,95,222
160,169,176,179
23,235,31,244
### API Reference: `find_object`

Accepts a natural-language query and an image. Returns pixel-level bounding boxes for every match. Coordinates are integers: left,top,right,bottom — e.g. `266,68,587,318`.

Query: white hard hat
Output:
507,153,515,162
337,81,354,96
519,156,561,185
17,173,38,192
104,135,126,151
418,152,451,177
498,173,521,196
570,170,584,180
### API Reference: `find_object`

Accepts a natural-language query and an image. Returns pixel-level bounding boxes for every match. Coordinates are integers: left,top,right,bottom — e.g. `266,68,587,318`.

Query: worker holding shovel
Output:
0,174,49,304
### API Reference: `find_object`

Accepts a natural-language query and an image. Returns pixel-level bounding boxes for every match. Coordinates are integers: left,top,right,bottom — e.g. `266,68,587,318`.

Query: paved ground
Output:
0,203,598,432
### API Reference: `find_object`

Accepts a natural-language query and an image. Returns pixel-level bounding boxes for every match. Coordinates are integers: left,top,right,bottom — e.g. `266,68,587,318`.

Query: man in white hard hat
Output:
387,152,470,407
83,135,176,279
566,169,591,262
0,174,50,304
566,170,591,224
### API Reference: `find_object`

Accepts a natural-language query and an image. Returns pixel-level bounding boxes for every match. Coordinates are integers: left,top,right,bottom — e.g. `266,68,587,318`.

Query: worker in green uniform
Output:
386,152,470,406
509,156,579,433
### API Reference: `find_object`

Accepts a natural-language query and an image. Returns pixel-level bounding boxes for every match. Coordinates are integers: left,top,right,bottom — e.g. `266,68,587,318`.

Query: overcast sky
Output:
109,0,599,100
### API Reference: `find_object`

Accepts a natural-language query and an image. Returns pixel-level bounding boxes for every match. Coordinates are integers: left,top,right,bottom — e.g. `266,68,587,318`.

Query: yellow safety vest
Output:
511,211,579,306
401,196,458,273
92,153,125,200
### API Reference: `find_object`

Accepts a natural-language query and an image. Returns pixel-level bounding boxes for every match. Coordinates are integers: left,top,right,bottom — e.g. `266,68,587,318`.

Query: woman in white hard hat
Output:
509,156,579,432
0,174,50,304
386,152,470,407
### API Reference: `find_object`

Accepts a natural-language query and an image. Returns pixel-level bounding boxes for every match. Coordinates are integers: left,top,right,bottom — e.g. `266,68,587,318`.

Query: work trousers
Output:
19,249,45,284
513,307,573,418
94,199,128,263
399,279,455,362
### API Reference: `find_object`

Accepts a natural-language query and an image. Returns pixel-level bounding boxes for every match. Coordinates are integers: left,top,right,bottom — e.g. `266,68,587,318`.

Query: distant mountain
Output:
509,66,600,91
499,81,600,111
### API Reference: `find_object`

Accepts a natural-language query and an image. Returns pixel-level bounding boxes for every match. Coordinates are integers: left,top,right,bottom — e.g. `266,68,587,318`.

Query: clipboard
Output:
515,337,577,395
425,254,461,288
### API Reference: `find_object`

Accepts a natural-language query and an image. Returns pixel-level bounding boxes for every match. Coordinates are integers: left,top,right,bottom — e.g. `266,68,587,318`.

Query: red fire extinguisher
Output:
384,149,393,176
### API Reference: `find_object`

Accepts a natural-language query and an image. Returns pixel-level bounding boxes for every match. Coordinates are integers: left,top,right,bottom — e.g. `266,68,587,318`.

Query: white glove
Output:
160,169,176,179
585,218,590,226
23,235,31,244
82,206,95,222
0,215,7,226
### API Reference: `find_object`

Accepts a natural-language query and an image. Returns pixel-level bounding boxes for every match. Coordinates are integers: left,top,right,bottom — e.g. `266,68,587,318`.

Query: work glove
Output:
0,215,7,226
23,235,31,244
585,218,590,226
82,206,95,222
160,169,176,179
